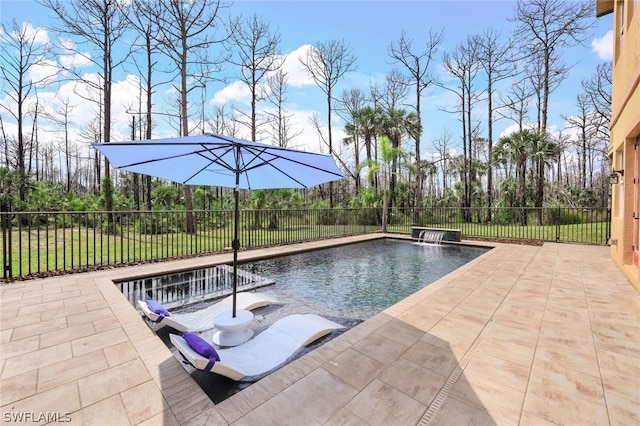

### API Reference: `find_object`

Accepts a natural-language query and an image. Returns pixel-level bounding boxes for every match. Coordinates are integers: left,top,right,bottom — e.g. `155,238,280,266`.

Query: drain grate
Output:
418,248,536,424
417,317,495,425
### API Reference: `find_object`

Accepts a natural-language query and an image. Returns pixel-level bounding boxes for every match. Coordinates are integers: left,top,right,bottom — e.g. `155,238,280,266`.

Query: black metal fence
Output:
1,206,610,280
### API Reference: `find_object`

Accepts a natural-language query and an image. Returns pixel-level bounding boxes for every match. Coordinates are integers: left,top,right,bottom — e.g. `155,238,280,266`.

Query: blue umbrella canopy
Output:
92,133,343,189
93,133,344,317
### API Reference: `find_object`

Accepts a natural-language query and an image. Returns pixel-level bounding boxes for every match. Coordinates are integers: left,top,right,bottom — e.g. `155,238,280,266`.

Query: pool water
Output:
241,239,489,321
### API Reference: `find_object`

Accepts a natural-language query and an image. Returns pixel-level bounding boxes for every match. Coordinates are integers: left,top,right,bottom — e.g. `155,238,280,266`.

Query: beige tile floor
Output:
1,234,639,425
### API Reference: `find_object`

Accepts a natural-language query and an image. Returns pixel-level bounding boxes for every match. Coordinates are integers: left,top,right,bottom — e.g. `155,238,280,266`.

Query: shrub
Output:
493,208,519,225
544,208,585,225
136,214,174,234
315,208,336,225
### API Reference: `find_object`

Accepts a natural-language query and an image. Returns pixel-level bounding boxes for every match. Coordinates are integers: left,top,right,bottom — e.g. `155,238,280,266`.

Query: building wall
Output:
605,0,640,290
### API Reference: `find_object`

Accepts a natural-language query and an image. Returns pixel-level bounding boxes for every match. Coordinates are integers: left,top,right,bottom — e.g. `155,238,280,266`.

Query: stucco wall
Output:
608,0,640,289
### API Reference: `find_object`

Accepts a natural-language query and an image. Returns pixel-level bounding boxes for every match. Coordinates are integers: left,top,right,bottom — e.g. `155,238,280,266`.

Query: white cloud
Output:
591,30,613,61
0,21,50,45
498,122,568,141
211,81,250,107
58,38,92,69
22,22,50,45
499,123,530,139
280,44,315,88
209,44,315,108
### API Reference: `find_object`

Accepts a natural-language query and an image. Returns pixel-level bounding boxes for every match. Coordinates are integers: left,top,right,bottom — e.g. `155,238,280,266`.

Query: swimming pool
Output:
126,238,489,402
240,239,489,321
122,238,489,324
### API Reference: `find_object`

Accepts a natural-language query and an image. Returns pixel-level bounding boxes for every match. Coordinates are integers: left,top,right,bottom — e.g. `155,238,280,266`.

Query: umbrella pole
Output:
232,184,240,318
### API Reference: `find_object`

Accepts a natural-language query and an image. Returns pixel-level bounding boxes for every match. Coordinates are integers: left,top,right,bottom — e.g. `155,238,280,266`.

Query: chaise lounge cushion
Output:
182,332,220,371
138,292,276,332
170,314,345,380
146,300,170,317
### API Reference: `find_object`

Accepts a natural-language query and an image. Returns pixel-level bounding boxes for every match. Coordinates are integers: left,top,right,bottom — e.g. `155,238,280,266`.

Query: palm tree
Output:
249,189,302,230
530,133,561,225
379,108,420,211
351,106,382,188
366,135,406,232
493,129,537,225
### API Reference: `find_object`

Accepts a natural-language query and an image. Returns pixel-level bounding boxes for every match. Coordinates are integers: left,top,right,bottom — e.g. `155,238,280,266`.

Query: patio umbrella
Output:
93,133,344,316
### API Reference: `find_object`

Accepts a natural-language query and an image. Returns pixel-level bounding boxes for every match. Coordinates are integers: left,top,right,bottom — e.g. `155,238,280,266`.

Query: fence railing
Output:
1,206,610,280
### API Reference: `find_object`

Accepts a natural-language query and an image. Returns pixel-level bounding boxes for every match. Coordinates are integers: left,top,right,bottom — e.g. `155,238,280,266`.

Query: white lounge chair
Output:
137,292,276,332
170,314,344,381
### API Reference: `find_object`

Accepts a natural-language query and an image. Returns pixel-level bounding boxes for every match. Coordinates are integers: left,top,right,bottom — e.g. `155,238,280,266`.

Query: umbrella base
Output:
212,309,255,347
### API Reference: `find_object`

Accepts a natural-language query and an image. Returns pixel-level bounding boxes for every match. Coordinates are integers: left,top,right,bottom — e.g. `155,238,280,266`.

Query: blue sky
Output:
1,0,614,162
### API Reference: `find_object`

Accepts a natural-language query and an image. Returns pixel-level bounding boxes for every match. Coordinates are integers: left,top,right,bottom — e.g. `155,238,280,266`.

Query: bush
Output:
544,208,586,225
492,208,519,225
351,208,380,226
387,209,409,226
101,218,121,235
333,208,350,226
136,214,174,234
315,208,336,225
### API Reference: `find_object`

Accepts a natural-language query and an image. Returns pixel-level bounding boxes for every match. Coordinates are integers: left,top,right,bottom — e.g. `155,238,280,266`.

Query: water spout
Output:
416,229,445,245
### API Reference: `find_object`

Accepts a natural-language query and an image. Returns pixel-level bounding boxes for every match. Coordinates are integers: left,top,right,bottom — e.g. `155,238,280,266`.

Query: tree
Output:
432,129,454,197
475,28,516,222
564,94,593,190
582,62,611,141
369,68,410,112
125,0,175,210
0,19,54,202
379,107,420,210
366,135,405,233
349,105,382,189
264,69,302,148
42,95,76,192
339,88,369,191
439,36,482,220
494,129,538,225
512,0,595,132
300,39,357,207
499,77,532,131
226,13,282,142
39,0,133,216
388,28,443,218
153,0,230,233
529,131,560,224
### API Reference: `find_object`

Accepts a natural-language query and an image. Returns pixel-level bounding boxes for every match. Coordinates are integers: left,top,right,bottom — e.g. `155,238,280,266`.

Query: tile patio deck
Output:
1,234,639,425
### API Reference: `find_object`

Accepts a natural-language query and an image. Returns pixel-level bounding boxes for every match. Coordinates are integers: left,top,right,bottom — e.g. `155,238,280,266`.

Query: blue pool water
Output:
240,239,489,321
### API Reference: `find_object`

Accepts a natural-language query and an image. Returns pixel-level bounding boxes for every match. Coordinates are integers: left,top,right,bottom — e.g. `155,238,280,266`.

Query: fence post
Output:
1,202,11,279
556,206,561,242
606,208,612,244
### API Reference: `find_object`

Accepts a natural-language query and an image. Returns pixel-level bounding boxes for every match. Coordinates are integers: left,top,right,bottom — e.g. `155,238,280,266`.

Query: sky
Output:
0,0,614,166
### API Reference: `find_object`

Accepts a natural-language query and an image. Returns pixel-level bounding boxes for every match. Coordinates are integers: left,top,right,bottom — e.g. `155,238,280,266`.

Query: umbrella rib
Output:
193,144,244,185
241,146,307,187
106,147,213,169
242,146,343,187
